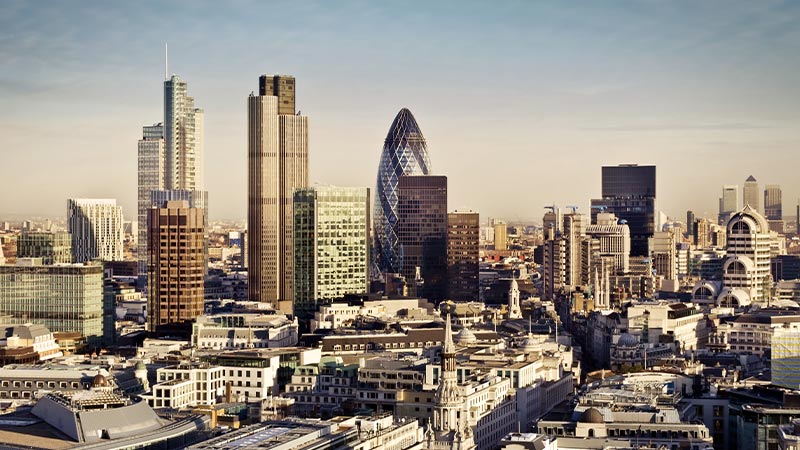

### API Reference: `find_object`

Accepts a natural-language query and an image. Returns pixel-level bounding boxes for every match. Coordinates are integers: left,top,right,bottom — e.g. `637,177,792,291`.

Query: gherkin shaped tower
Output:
374,108,431,274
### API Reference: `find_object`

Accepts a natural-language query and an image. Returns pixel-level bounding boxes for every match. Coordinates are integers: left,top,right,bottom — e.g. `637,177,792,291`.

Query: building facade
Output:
722,206,773,304
398,175,448,303
0,262,106,347
137,123,166,279
67,198,124,263
16,231,71,264
164,75,204,191
374,108,432,275
590,165,655,257
719,185,739,225
147,200,206,336
743,175,760,214
447,211,480,301
248,75,309,310
293,186,370,330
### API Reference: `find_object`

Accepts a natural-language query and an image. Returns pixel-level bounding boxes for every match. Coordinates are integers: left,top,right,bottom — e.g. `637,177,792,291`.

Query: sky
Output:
1,0,799,223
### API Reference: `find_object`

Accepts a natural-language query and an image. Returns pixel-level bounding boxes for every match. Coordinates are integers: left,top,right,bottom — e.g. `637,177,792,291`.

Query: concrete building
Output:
0,261,107,347
447,211,480,301
722,206,773,304
651,229,678,284
293,186,370,329
192,313,298,350
562,212,586,288
68,199,124,263
147,200,205,336
773,326,800,390
16,231,71,264
494,221,508,251
765,184,783,220
398,175,448,303
585,212,630,274
248,74,308,311
0,324,62,365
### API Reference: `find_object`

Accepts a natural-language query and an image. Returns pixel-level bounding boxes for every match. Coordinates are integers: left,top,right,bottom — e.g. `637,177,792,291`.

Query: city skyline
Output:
2,1,800,222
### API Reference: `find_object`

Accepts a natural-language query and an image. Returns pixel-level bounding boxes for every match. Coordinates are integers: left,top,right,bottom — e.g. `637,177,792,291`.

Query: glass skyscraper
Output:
374,108,431,275
294,186,370,331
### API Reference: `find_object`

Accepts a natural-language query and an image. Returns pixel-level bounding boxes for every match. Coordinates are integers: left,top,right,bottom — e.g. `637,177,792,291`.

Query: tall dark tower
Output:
591,164,656,257
397,175,447,303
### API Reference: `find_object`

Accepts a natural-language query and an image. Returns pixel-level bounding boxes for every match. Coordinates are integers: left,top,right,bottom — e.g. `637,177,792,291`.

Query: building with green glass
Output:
0,260,107,347
17,231,72,264
293,186,370,331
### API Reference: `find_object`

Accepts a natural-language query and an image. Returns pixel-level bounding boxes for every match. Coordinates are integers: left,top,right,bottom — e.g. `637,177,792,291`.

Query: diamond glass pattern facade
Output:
374,108,431,274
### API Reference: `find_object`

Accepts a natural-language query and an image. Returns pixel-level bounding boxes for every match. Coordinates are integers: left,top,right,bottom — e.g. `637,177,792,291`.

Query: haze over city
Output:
2,1,799,220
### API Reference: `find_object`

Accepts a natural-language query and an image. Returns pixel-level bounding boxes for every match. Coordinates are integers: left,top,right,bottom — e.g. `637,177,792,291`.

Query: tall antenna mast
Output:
164,43,168,80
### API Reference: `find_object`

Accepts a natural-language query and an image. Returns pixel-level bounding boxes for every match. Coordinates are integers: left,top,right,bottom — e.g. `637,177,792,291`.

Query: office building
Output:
494,221,508,251
147,200,206,337
447,211,480,301
17,231,71,264
651,229,678,282
743,175,760,213
719,185,739,225
0,261,106,347
293,186,370,330
765,185,783,220
374,108,432,275
722,206,773,304
397,175,447,302
686,210,695,238
590,164,655,257
164,75,203,191
67,198,124,263
248,74,308,310
562,212,586,286
585,212,630,274
137,123,165,279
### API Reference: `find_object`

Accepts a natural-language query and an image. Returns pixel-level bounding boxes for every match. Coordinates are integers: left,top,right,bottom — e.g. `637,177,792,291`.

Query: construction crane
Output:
565,205,579,214
544,205,557,212
590,205,608,212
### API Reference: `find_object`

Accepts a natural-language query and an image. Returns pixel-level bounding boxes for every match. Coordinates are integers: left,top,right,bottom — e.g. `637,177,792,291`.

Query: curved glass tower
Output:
374,108,431,274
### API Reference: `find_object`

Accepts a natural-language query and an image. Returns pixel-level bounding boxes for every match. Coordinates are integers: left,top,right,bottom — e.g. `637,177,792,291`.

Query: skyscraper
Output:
67,199,124,263
248,75,309,310
397,175,447,302
293,186,370,330
137,123,165,279
686,211,695,238
493,221,508,251
743,175,760,213
164,75,204,191
374,108,432,275
764,184,782,220
590,164,655,257
719,185,739,225
147,200,205,337
446,211,479,302
722,206,772,304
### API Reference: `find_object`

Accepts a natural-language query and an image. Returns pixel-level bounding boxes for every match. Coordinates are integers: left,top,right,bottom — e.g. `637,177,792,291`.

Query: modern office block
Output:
0,261,106,347
765,184,783,220
293,186,370,330
137,123,165,279
686,211,695,238
259,75,296,115
397,175,447,303
743,175,760,214
67,199,124,263
374,108,432,275
164,75,203,191
147,200,206,337
17,231,71,264
722,206,773,304
718,185,739,225
447,211,479,301
590,164,655,257
248,75,308,309
493,221,508,251
586,212,631,274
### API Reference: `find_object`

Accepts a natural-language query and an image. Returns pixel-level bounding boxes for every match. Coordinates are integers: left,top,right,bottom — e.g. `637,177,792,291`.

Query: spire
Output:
443,313,455,355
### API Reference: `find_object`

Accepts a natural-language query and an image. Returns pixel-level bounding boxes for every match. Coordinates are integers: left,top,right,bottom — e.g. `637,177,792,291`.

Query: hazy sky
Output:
2,1,799,223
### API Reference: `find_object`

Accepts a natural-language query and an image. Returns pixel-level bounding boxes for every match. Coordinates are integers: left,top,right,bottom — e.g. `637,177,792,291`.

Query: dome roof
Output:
135,360,147,371
92,374,108,387
617,333,638,347
520,333,543,353
455,327,477,345
581,408,605,424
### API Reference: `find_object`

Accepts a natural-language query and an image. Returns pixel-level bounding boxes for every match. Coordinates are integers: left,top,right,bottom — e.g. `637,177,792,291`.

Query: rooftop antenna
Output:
164,43,168,80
